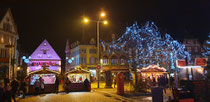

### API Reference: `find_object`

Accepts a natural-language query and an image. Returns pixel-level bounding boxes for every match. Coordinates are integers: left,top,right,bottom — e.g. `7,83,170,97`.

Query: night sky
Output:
0,0,210,60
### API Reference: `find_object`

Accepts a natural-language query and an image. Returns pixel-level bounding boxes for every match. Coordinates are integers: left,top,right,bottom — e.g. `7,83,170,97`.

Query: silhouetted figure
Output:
84,78,90,91
19,80,27,98
55,75,59,94
113,76,117,88
4,83,12,102
64,77,70,93
11,79,19,102
0,83,4,102
39,77,45,94
4,76,9,88
34,79,40,95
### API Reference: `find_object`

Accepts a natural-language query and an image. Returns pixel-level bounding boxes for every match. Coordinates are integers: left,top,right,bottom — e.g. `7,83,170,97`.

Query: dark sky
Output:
0,0,210,60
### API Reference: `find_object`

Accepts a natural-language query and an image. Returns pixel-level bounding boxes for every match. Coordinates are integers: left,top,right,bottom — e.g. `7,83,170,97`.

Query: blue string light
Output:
101,21,191,69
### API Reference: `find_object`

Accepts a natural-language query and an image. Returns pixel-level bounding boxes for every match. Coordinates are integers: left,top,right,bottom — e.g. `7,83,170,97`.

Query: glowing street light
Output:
82,11,109,88
83,18,89,23
100,12,106,17
103,20,108,25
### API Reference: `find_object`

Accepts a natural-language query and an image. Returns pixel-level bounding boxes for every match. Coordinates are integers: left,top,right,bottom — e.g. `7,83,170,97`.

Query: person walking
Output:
39,76,45,94
83,78,90,91
19,80,27,98
113,76,117,88
64,77,70,93
0,82,5,102
4,83,12,102
34,79,40,95
11,79,19,102
55,75,59,94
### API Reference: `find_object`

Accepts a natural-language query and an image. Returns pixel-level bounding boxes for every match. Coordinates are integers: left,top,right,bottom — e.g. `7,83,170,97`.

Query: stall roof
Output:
66,68,90,74
138,65,167,72
28,68,60,75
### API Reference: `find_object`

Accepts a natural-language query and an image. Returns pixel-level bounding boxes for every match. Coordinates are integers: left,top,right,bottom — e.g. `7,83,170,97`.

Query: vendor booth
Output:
65,67,91,92
26,67,59,94
178,66,204,80
137,65,168,81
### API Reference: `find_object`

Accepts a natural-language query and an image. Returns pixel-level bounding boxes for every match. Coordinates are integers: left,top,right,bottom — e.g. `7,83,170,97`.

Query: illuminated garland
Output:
203,33,210,56
101,21,191,71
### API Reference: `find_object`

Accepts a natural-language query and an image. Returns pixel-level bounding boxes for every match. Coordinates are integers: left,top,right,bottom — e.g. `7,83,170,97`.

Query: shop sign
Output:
177,60,186,67
195,58,207,66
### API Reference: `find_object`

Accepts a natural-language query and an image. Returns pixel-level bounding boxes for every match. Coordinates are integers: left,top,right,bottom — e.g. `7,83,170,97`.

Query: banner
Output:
195,58,207,66
176,60,186,67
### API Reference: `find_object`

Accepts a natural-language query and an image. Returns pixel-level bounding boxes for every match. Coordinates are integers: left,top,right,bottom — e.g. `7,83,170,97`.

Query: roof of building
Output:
30,39,61,60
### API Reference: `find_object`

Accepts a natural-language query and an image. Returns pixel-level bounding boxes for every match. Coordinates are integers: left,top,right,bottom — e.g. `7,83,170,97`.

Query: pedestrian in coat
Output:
19,80,27,98
55,75,59,94
83,78,90,91
0,82,5,102
11,79,19,102
39,77,45,94
4,83,12,102
34,79,40,95
113,76,117,88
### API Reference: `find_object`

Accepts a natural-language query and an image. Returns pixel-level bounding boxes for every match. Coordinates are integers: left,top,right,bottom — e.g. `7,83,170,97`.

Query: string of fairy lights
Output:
101,21,191,71
203,34,210,57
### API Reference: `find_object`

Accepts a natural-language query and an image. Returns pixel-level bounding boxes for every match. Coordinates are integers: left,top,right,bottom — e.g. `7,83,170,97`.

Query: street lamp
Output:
83,11,108,88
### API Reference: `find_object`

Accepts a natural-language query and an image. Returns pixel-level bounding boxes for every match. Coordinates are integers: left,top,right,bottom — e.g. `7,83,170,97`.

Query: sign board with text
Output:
195,58,208,66
176,60,186,67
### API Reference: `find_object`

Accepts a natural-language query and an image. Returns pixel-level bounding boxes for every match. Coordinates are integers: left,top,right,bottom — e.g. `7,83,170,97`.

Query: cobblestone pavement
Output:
17,92,125,102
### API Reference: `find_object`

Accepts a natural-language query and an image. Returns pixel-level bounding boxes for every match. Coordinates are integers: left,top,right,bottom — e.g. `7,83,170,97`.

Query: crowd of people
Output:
0,78,26,102
144,75,175,93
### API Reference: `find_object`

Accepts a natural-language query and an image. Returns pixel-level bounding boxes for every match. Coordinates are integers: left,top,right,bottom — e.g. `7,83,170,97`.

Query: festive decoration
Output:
101,21,191,71
203,33,210,57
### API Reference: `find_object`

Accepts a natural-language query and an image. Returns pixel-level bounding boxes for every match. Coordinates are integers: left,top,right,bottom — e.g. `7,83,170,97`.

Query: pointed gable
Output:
65,40,70,54
30,39,61,60
0,8,18,34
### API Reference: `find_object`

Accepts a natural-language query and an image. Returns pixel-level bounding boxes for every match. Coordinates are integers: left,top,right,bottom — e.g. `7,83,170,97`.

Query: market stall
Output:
137,65,168,83
65,67,91,92
178,66,204,80
26,67,59,94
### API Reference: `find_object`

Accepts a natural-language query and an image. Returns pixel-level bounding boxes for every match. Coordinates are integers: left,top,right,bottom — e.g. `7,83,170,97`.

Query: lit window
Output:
103,56,109,65
111,56,118,65
37,54,43,58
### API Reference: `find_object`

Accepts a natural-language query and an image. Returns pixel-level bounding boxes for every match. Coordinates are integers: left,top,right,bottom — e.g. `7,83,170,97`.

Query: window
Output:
111,56,118,65
89,57,96,64
103,56,109,65
187,47,191,52
89,49,96,54
83,57,86,64
194,47,198,52
80,49,86,54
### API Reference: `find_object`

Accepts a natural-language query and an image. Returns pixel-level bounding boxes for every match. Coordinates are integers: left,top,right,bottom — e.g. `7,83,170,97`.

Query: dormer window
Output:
37,54,43,58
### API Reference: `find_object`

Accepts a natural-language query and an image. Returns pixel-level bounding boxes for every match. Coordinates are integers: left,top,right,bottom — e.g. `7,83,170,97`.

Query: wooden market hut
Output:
65,68,91,92
26,67,60,94
137,65,168,82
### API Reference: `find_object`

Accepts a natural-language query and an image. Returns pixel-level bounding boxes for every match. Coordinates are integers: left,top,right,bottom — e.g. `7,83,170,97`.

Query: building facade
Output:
65,34,129,81
183,39,205,65
65,39,98,79
0,8,19,81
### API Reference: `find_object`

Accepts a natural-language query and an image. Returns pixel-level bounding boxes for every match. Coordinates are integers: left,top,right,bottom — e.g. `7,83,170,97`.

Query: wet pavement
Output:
17,92,127,102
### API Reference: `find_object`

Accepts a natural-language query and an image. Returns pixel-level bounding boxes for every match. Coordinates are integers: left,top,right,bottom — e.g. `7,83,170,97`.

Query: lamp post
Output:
83,11,108,88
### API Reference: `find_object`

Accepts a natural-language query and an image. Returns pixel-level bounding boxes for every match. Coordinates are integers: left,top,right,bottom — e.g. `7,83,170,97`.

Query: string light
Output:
101,21,191,70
